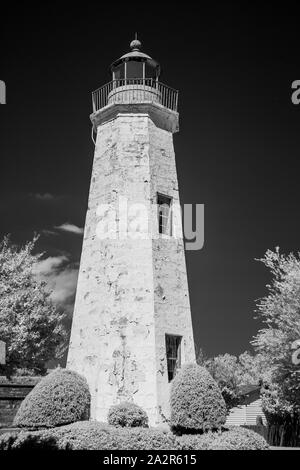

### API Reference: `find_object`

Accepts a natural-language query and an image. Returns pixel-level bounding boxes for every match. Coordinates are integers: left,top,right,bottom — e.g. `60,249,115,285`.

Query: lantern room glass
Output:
113,63,125,80
126,60,144,80
112,59,158,87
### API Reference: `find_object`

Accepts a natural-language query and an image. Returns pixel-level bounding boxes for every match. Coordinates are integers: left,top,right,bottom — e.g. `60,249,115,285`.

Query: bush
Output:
1,431,61,450
0,421,178,450
170,363,227,433
0,431,20,451
115,427,178,450
175,428,269,450
107,402,148,428
13,368,90,429
209,427,269,450
176,432,218,450
0,424,269,450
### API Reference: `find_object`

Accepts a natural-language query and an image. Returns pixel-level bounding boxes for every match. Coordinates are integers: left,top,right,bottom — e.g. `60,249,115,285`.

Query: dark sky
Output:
1,3,300,359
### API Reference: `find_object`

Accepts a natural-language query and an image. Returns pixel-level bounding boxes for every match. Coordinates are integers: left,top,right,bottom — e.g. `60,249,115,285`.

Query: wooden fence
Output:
0,376,39,428
244,421,300,447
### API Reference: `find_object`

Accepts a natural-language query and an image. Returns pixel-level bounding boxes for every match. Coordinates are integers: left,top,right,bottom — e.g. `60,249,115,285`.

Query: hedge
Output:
13,368,90,429
176,432,218,450
177,427,269,450
0,423,269,450
107,402,148,428
209,427,269,450
170,363,227,432
0,422,178,450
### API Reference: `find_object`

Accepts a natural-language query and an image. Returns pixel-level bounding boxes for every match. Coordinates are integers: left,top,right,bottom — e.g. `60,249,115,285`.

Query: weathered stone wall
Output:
148,121,195,419
68,115,158,424
67,112,195,426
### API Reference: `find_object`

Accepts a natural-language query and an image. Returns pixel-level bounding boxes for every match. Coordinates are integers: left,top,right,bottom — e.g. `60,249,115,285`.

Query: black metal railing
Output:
92,78,178,113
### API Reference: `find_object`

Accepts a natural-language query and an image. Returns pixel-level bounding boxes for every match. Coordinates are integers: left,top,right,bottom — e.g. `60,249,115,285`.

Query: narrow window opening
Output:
165,334,182,382
157,193,172,236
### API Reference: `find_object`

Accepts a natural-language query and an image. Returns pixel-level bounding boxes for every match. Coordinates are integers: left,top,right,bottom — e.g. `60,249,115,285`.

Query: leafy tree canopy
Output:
0,235,67,376
252,248,300,416
197,349,267,410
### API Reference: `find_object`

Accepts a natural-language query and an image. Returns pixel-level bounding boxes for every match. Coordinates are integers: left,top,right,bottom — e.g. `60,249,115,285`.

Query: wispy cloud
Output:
49,267,79,309
33,256,69,275
55,223,84,235
33,255,78,316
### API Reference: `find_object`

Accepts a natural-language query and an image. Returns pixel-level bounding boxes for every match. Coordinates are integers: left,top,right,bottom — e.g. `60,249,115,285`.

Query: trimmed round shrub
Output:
107,402,148,428
13,368,90,429
170,363,227,433
208,427,269,450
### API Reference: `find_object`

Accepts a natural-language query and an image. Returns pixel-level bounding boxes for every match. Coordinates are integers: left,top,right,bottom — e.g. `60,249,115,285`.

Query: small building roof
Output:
238,384,261,396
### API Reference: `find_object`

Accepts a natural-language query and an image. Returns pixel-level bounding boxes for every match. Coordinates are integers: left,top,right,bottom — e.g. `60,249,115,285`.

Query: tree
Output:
204,354,240,410
251,248,300,414
0,235,67,375
198,350,267,411
237,351,268,385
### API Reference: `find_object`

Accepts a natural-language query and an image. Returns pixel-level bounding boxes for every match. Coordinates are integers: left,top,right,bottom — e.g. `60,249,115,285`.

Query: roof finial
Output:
130,34,142,51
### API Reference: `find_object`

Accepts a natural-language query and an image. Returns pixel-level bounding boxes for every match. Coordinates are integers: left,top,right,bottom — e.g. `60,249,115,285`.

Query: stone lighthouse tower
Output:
67,37,195,426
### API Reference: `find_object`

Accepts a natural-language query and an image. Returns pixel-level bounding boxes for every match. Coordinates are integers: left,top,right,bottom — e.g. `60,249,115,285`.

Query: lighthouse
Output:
67,37,195,426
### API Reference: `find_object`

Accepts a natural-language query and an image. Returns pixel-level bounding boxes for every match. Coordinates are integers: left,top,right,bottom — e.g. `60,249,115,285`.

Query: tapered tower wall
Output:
148,122,195,420
68,115,158,424
67,112,195,425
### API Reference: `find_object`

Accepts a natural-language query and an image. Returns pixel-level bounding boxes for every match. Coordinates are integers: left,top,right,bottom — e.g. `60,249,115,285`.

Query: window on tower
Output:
113,63,125,81
126,60,144,80
165,334,182,382
157,193,172,236
145,61,157,79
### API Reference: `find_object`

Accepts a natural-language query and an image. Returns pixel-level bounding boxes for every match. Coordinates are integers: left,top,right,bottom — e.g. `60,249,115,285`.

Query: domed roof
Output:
111,36,160,71
119,50,152,61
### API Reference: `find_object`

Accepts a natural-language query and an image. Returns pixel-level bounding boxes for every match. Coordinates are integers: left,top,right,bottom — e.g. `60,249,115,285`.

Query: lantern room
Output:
110,36,160,85
91,36,179,132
